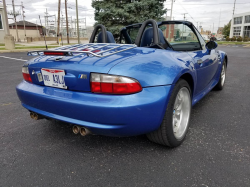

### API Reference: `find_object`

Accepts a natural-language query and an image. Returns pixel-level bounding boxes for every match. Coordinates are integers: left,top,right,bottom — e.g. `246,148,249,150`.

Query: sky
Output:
3,0,250,33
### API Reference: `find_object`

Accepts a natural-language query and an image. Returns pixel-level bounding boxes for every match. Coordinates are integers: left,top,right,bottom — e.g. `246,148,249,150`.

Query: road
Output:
0,47,250,186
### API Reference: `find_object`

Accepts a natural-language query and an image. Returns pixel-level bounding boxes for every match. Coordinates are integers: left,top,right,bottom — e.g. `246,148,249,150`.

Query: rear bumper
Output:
16,81,172,136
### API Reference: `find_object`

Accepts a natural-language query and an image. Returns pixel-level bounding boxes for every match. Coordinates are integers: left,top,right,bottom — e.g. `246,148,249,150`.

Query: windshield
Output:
120,22,202,51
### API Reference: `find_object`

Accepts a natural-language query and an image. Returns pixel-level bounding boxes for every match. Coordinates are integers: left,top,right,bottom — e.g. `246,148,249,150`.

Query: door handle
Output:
197,59,203,64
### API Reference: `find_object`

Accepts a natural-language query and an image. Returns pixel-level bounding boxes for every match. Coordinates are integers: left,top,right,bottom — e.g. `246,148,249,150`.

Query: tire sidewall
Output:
215,61,227,90
164,79,192,147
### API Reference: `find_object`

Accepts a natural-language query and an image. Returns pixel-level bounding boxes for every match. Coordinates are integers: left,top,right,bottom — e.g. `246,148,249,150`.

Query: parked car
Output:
16,19,228,147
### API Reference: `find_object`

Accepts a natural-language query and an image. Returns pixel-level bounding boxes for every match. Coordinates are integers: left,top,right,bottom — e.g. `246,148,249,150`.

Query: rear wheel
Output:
147,79,192,147
214,61,226,90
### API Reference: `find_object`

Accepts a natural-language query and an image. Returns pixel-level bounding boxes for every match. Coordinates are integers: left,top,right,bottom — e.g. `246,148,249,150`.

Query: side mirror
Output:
205,41,218,50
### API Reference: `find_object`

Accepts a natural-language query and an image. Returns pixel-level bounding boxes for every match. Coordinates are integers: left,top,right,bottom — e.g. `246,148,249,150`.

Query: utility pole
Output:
3,0,15,49
55,15,57,39
65,0,69,44
165,8,171,20
169,0,174,20
61,14,64,36
21,2,26,41
71,16,73,37
36,20,39,37
182,13,188,20
76,0,80,44
218,9,221,32
181,13,187,39
233,0,236,15
12,0,19,42
3,0,10,35
168,0,174,41
57,0,61,44
44,8,49,36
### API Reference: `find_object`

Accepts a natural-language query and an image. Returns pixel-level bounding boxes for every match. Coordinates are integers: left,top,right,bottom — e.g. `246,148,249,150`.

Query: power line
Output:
175,0,196,23
165,2,250,5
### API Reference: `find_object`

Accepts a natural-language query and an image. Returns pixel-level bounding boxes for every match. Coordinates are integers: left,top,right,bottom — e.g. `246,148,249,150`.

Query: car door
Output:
187,27,219,95
158,21,219,95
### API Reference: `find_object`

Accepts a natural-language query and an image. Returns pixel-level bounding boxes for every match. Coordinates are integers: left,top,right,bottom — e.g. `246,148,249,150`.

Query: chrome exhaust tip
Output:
30,112,43,120
72,125,80,134
80,127,90,136
33,113,39,120
30,112,35,119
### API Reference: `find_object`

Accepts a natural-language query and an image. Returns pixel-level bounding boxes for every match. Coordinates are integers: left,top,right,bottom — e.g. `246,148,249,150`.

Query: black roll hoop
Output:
134,19,160,47
89,24,107,43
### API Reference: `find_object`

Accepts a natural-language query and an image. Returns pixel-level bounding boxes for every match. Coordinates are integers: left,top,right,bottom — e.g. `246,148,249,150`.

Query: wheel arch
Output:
224,54,228,67
178,73,194,98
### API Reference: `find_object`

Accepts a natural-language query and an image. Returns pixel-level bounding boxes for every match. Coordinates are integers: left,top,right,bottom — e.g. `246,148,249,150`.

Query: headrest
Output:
140,28,166,47
97,31,116,43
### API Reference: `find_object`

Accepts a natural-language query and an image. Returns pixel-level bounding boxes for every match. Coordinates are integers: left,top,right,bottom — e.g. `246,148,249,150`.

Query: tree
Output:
222,20,231,37
92,0,167,40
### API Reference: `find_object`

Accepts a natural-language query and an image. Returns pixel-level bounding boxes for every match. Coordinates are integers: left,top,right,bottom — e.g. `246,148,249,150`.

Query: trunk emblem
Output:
79,74,87,79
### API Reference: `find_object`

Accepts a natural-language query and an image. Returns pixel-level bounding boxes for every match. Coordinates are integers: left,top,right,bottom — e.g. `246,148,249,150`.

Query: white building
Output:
0,1,7,43
229,12,250,38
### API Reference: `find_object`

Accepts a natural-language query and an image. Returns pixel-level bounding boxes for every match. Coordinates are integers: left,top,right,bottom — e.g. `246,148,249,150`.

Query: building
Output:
200,28,211,36
217,27,223,34
229,12,250,38
0,1,8,43
9,20,43,40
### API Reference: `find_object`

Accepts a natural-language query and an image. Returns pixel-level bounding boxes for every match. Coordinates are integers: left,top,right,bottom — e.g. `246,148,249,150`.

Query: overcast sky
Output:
4,0,250,33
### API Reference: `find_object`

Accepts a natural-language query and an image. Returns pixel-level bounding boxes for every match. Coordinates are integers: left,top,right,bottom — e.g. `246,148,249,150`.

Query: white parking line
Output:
0,56,27,62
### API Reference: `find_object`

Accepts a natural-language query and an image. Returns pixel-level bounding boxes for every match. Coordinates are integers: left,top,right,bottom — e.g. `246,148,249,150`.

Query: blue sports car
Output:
16,20,227,147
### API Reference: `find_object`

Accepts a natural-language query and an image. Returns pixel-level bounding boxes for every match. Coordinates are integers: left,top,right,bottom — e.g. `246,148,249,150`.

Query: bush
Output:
237,36,243,42
243,36,249,42
226,36,230,41
231,36,236,41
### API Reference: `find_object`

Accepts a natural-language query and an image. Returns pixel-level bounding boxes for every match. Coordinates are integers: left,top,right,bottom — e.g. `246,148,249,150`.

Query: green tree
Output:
92,0,167,40
222,20,231,37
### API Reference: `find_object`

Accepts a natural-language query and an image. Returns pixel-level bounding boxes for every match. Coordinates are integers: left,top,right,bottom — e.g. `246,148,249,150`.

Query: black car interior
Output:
89,19,215,52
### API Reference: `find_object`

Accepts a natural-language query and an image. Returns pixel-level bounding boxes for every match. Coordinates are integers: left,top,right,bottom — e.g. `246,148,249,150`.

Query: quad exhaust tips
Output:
72,125,90,136
30,112,43,120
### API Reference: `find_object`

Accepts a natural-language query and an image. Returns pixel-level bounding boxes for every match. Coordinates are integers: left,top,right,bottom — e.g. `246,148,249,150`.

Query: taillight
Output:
91,73,142,94
44,51,66,56
22,66,32,83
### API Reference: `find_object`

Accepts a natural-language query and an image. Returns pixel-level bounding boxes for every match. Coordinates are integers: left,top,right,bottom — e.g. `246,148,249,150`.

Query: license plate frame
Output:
41,68,67,89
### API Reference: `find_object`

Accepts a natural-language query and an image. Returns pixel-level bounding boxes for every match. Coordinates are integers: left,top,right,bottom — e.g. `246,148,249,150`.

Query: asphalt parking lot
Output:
0,46,250,186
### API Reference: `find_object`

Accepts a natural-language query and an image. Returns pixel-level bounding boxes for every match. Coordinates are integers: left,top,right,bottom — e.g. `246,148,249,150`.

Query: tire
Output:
146,79,192,147
214,60,226,90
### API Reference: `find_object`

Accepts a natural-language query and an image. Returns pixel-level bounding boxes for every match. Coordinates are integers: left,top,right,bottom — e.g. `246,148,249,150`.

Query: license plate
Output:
41,68,67,89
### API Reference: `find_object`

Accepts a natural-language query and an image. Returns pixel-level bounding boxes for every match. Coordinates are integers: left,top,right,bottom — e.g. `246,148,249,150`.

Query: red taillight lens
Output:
22,67,32,83
91,73,142,94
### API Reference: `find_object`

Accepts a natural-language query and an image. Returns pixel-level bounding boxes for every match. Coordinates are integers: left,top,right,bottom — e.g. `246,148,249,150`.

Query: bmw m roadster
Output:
16,19,227,147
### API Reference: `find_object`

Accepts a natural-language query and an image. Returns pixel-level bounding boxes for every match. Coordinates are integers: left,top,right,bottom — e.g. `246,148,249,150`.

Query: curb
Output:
0,48,47,53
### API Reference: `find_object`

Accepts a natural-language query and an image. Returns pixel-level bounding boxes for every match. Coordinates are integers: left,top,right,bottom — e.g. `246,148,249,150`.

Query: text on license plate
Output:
41,68,67,89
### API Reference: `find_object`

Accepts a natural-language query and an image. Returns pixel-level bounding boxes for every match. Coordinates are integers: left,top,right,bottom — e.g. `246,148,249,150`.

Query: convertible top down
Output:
16,19,227,147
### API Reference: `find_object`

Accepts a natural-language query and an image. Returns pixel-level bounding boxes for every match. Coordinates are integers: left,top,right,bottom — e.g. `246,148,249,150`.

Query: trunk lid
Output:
27,44,138,92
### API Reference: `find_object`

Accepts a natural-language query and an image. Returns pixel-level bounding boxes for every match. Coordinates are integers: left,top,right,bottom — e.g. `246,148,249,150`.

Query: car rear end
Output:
16,44,171,136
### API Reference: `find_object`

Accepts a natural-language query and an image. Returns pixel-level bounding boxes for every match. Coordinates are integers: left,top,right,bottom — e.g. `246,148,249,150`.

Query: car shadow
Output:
39,89,219,151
